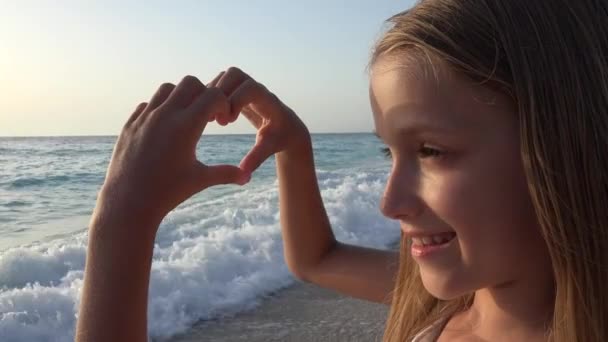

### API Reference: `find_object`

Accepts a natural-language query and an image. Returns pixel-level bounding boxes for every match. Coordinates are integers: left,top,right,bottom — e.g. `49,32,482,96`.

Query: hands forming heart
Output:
78,67,313,341
96,67,310,229
207,67,309,173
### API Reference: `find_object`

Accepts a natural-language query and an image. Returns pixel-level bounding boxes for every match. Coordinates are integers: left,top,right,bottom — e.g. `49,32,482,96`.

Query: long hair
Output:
370,1,608,341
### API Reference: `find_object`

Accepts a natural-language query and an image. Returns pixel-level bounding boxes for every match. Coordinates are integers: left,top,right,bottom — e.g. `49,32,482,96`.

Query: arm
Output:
211,67,399,305
76,209,158,342
76,76,249,342
276,138,399,305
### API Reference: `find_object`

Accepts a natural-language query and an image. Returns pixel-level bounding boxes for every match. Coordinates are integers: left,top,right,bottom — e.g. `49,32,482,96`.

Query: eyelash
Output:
380,145,444,160
381,147,392,158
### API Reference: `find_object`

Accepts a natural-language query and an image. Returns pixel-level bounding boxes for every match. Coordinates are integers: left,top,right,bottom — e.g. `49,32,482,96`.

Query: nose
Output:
380,162,424,220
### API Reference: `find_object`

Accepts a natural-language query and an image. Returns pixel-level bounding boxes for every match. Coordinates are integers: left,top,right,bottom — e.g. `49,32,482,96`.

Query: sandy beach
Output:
166,280,390,342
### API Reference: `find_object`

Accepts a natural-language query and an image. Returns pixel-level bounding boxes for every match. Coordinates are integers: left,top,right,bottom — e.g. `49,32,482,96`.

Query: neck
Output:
465,265,555,341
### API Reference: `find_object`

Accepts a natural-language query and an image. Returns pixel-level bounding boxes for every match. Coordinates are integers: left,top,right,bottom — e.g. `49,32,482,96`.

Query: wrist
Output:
95,182,166,225
283,117,312,151
279,133,312,159
276,137,315,172
282,111,311,150
90,192,162,245
89,212,158,245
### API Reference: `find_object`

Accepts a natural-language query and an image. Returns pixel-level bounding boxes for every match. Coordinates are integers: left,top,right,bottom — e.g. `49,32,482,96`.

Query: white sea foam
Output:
0,166,399,341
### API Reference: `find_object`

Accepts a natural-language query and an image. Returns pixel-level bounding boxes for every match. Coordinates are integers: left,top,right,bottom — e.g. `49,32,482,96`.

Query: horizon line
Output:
0,131,374,138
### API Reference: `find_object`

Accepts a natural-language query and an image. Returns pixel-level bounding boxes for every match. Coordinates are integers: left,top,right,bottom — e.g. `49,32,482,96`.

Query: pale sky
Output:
0,1,415,136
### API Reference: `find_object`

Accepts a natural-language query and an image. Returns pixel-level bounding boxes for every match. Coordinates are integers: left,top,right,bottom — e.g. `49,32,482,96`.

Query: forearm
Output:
75,72,256,341
76,208,158,342
275,137,337,279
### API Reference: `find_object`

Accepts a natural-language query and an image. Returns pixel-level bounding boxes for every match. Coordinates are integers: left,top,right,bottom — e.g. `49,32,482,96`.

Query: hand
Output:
207,67,311,173
97,75,250,228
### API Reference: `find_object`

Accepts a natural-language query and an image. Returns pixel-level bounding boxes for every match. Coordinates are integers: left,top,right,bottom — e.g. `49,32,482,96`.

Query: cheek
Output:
421,156,542,286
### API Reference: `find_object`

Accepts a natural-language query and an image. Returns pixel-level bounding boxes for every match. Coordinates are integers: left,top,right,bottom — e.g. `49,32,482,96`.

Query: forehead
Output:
369,57,447,116
369,56,514,141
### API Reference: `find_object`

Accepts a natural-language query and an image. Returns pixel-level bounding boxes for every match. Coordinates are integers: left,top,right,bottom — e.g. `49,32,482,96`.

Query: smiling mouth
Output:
409,232,457,258
410,232,457,247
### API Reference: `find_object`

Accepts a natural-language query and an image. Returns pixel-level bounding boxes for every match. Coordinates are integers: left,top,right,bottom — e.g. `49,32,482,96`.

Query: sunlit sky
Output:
0,1,415,136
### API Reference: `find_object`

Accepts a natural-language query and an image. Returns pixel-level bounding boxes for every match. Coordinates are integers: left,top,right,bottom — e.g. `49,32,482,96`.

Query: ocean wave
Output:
6,173,101,189
46,148,111,157
8,176,70,189
0,167,399,341
3,201,29,208
0,148,107,157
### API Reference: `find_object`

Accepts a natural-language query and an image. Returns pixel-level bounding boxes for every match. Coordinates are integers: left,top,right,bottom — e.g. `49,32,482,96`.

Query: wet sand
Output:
167,281,389,342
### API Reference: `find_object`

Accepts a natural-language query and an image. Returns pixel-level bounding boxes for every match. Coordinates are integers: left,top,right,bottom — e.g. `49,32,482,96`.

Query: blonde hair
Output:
371,1,608,341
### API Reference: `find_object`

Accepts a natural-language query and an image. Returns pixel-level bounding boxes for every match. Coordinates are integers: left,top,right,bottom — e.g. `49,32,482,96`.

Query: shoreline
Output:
166,280,390,342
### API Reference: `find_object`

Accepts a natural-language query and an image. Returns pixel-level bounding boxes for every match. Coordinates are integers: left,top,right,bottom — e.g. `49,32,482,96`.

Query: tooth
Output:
421,236,432,245
412,237,423,245
433,235,443,244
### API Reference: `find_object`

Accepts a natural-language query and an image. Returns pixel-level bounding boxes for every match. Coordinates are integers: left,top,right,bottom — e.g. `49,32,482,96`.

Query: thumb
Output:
195,163,251,189
239,139,275,174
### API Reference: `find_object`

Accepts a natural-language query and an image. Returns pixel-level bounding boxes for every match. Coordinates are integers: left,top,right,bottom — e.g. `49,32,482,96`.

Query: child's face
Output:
370,58,551,300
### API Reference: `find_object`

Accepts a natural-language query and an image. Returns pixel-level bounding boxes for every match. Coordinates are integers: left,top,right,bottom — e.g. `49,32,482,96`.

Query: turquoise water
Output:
0,134,400,341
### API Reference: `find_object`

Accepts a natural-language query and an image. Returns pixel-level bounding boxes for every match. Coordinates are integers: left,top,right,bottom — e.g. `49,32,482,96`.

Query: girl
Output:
76,0,608,341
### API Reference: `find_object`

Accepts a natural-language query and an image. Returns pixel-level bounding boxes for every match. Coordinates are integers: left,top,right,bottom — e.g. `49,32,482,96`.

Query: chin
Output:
420,270,472,300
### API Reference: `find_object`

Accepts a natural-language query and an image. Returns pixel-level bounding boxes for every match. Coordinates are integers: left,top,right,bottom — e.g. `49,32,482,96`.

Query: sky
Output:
0,0,415,136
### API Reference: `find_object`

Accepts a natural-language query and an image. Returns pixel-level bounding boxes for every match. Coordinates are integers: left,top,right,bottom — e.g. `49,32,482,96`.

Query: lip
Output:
400,227,457,258
409,233,456,258
401,229,456,238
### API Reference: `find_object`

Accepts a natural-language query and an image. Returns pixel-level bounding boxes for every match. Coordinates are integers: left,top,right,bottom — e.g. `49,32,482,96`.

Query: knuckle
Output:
181,75,202,87
159,82,175,92
226,66,243,75
259,82,270,93
270,92,280,102
227,66,248,79
242,78,262,95
251,79,267,93
123,102,149,130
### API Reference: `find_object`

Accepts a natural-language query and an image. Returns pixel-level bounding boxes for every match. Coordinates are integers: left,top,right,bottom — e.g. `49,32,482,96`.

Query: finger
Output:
196,163,250,189
164,75,205,109
216,67,250,125
186,87,230,132
125,102,148,127
205,72,225,123
216,67,250,96
239,138,274,173
229,78,274,121
147,83,176,112
241,106,263,128
206,71,225,88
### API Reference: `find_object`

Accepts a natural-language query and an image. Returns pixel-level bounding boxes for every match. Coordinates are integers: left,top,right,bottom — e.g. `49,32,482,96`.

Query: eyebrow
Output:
373,97,469,135
374,119,463,143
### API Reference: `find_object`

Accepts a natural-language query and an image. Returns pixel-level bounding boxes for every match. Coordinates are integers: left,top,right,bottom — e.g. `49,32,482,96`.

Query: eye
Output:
380,145,445,160
381,147,392,159
418,145,444,159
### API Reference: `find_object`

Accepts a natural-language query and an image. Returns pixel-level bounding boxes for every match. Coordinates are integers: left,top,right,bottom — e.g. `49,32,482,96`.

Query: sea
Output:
0,133,400,342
